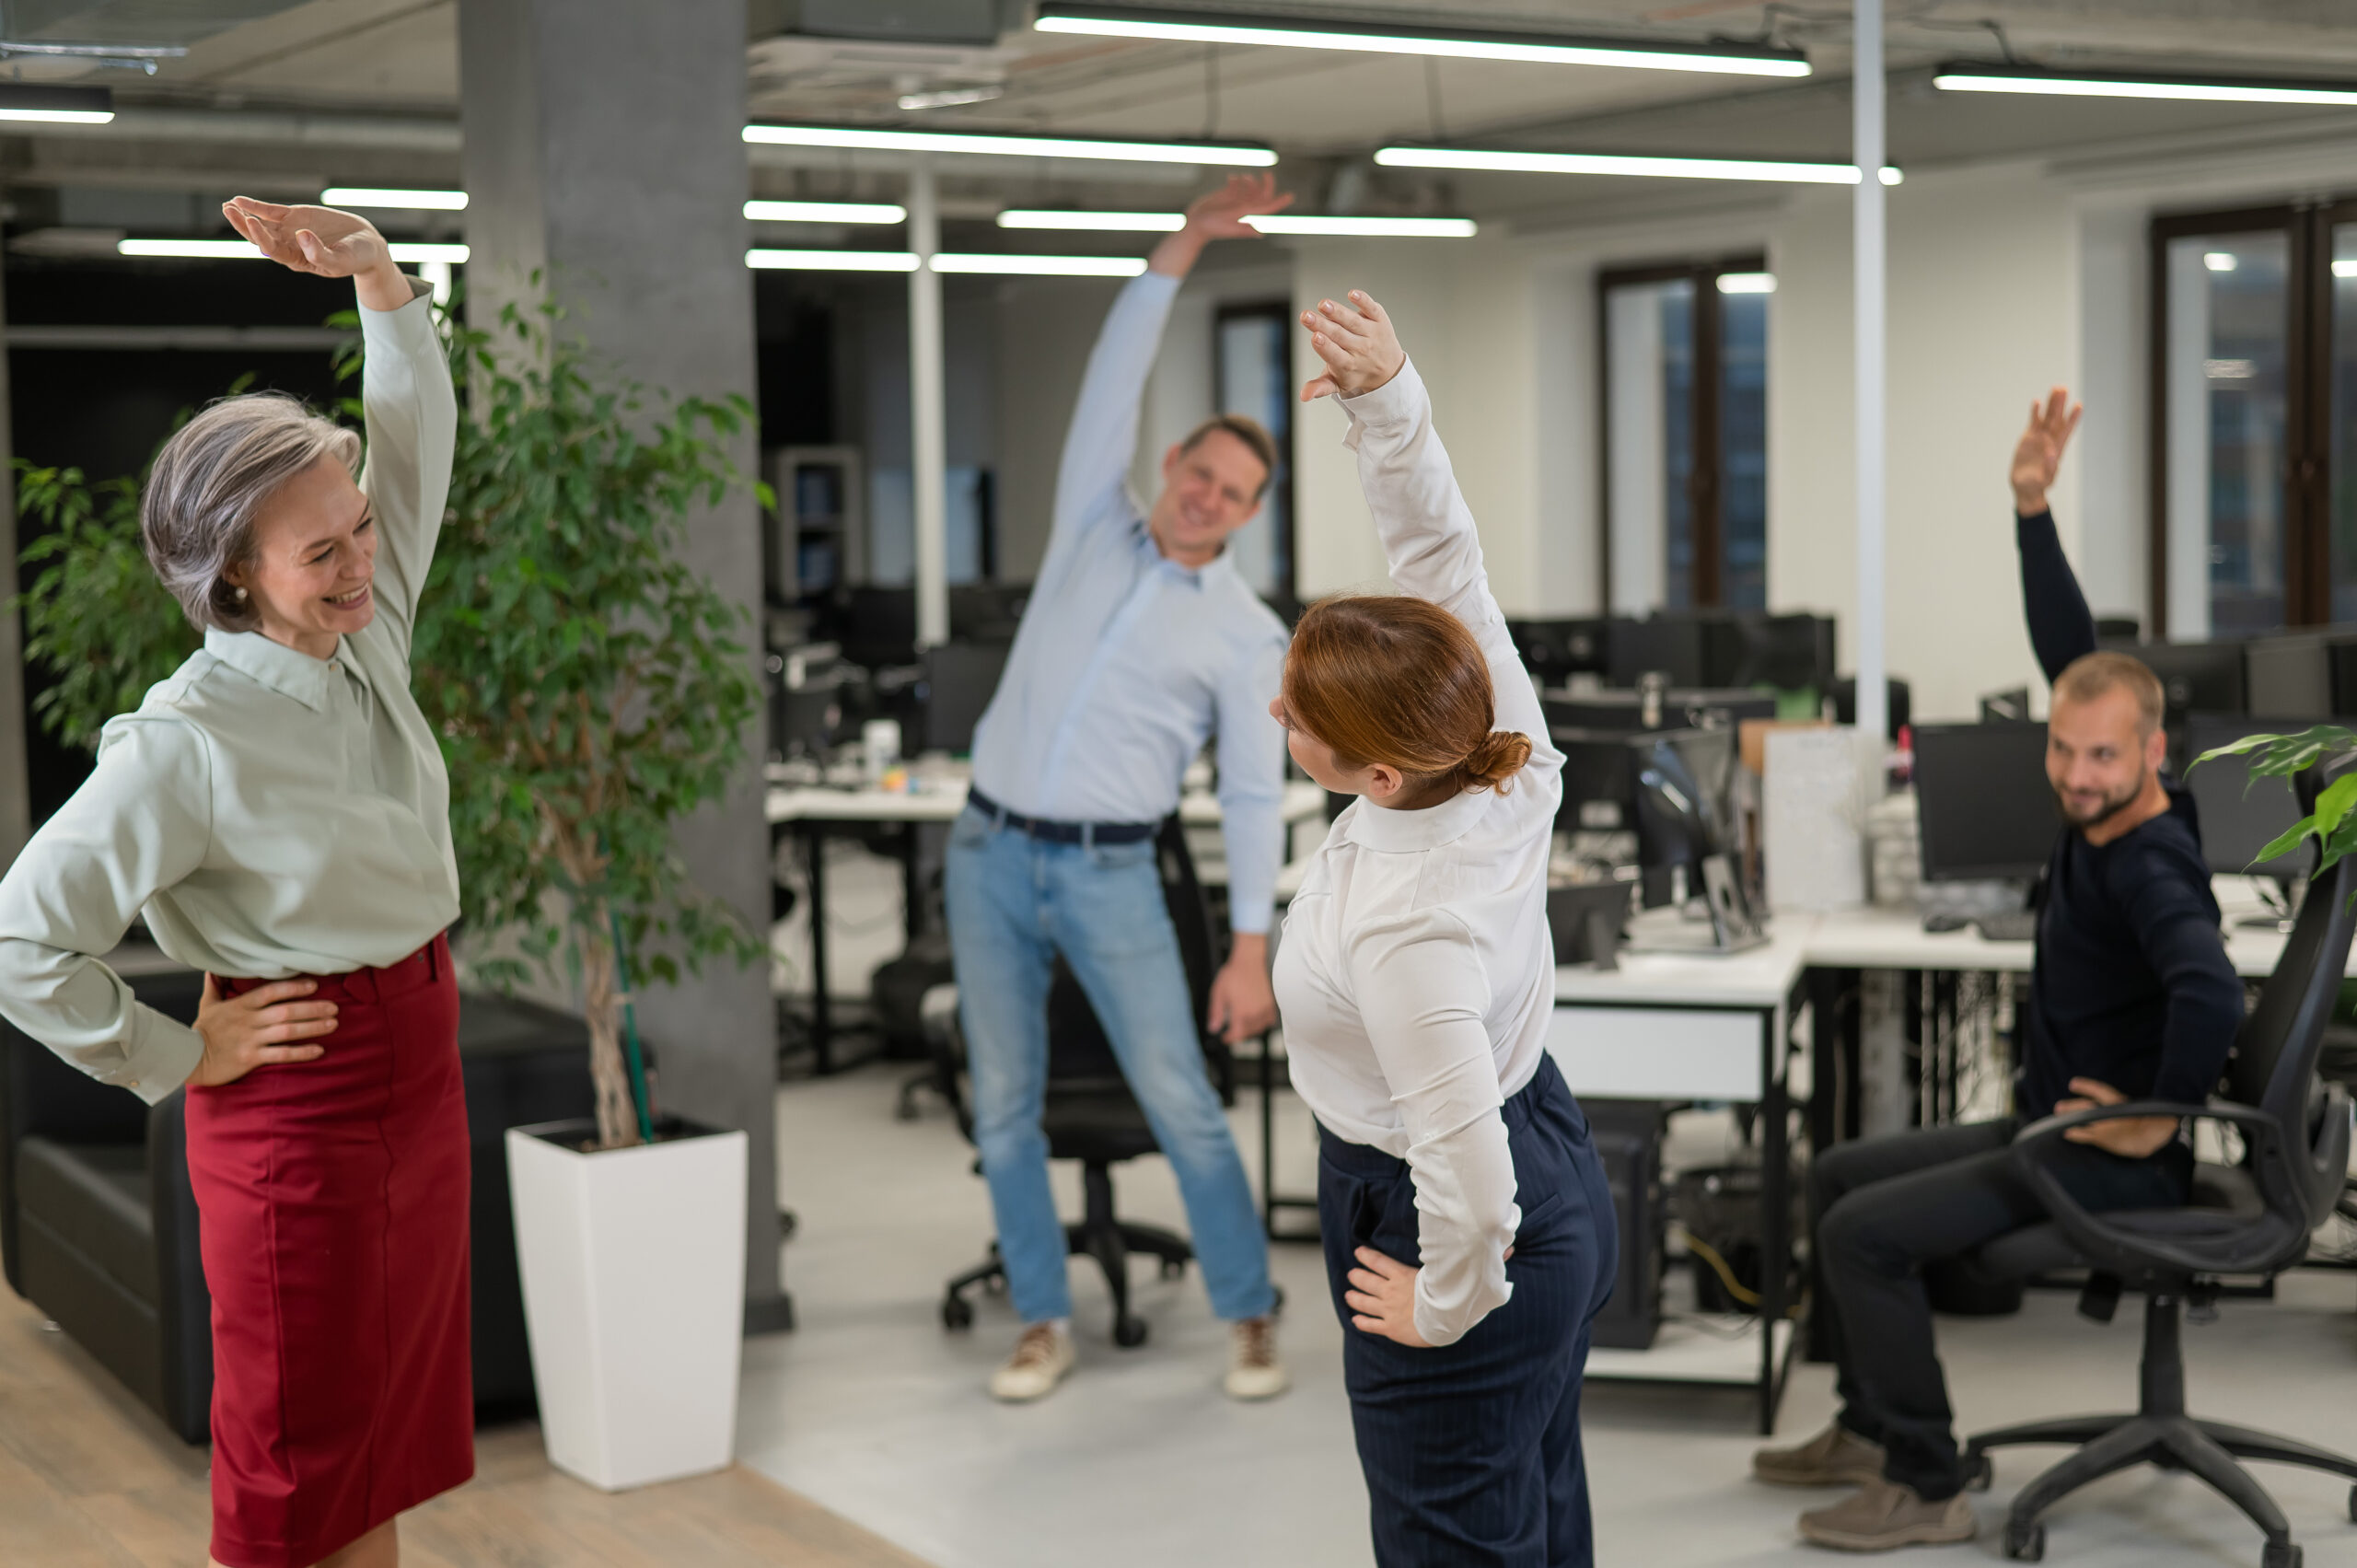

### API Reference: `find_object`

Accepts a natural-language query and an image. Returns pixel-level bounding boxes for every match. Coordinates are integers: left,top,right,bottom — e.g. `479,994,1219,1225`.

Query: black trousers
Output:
1319,1053,1619,1568
1812,1118,2192,1499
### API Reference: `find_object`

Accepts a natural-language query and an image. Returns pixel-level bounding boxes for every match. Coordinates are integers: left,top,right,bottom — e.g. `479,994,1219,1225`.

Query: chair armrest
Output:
2010,1100,2303,1279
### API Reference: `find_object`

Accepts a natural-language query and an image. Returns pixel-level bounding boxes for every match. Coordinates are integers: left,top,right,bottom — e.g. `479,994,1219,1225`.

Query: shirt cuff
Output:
1229,900,1273,937
113,1003,204,1106
1337,357,1426,448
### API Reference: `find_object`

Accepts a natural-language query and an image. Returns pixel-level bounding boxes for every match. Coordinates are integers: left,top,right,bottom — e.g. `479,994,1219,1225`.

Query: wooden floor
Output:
0,1286,933,1568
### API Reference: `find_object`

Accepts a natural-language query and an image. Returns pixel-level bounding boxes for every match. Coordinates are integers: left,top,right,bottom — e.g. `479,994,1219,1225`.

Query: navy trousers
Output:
1318,1053,1619,1568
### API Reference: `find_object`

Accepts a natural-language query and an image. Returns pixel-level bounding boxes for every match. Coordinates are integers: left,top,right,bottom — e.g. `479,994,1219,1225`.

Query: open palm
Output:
222,196,389,279
2011,385,2082,513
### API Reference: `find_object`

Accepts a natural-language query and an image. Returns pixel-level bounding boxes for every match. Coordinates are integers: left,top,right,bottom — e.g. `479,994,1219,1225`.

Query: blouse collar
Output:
203,627,344,714
1340,782,1493,854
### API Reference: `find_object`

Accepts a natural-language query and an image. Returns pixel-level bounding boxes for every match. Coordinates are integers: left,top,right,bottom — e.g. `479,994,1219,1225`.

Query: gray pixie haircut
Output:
141,391,362,632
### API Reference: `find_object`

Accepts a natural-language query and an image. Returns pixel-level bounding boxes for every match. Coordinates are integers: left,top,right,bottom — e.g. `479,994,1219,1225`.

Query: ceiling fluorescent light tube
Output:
1245,215,1477,237
389,243,469,263
747,249,922,272
745,122,1275,167
1716,273,1776,294
1932,64,2357,107
0,83,112,123
118,238,262,259
930,254,1148,277
746,200,907,223
1376,146,1895,185
322,187,468,210
997,210,1185,231
1033,4,1807,77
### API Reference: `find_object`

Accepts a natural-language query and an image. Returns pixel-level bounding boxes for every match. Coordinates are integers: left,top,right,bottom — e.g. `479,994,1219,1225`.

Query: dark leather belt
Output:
967,786,1158,846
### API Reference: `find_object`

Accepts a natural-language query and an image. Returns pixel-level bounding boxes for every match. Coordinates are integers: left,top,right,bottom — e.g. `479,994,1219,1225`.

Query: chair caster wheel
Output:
1112,1315,1149,1349
2003,1522,2044,1562
1159,1258,1186,1281
1964,1454,1993,1493
2261,1543,2301,1568
941,1295,973,1331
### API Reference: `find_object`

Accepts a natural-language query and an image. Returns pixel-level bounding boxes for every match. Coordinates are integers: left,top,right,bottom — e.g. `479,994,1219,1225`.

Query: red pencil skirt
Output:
188,932,473,1568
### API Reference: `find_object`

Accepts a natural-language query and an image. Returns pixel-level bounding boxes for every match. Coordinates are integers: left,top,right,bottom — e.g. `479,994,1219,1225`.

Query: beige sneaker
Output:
987,1322,1074,1403
1224,1315,1290,1401
1798,1478,1975,1551
1754,1422,1888,1488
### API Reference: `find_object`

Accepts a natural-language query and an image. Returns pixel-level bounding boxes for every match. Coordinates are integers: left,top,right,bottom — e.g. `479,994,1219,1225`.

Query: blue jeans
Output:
944,804,1275,1325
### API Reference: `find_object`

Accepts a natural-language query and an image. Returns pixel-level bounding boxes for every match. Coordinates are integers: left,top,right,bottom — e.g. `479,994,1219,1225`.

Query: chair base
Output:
941,1160,1191,1348
1965,1295,2357,1566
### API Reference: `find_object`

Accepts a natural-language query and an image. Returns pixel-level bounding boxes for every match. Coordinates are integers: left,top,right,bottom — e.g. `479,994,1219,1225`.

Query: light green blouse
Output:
0,279,459,1103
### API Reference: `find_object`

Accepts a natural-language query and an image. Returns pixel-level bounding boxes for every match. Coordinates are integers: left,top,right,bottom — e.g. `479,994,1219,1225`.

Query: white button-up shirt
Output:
967,272,1289,934
1271,360,1564,1347
0,280,459,1103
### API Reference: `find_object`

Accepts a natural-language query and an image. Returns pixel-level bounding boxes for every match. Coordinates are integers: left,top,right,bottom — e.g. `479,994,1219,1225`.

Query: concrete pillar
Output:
908,162,948,649
0,242,28,865
458,0,786,1331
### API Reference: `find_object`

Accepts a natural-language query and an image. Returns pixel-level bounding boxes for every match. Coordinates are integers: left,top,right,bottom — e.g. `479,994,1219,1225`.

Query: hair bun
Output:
1459,730,1533,794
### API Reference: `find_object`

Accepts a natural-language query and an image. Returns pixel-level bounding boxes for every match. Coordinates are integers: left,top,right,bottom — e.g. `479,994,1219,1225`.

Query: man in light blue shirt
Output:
949,173,1294,1404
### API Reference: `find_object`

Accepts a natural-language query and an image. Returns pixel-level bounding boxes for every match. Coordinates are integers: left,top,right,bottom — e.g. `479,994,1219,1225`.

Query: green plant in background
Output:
2192,726,2357,877
17,293,769,1151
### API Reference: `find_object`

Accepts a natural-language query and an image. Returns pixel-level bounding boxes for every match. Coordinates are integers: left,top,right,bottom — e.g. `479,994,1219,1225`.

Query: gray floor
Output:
738,1063,2357,1568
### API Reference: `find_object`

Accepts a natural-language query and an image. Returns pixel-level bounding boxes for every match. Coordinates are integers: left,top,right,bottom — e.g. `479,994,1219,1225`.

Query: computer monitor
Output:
949,582,1030,644
1608,615,1711,689
2245,633,2334,719
1553,728,1641,831
2111,639,2247,720
1911,722,2058,882
1829,677,1912,741
2183,713,2312,882
1631,726,1737,874
1980,686,2031,723
828,585,919,671
1719,613,1836,691
1508,618,1611,683
915,640,1010,755
1544,688,1776,734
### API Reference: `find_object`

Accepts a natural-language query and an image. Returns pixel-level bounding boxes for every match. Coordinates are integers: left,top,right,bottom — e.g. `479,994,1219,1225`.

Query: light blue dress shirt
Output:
967,272,1290,935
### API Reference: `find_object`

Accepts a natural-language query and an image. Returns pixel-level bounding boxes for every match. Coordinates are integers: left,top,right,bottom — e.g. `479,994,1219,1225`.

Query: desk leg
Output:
806,822,831,1075
1260,1029,1276,1239
1759,1005,1790,1435
902,822,926,940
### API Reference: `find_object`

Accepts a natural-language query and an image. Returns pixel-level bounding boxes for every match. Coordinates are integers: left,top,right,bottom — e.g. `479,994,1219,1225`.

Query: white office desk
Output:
1803,900,2345,981
1550,911,1813,1429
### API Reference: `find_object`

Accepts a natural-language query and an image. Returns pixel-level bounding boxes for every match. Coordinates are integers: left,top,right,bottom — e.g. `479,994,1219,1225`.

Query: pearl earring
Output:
234,587,248,602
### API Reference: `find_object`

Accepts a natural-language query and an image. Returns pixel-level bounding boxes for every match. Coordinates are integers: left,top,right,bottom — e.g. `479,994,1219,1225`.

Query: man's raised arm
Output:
1041,174,1292,574
2012,387,2096,685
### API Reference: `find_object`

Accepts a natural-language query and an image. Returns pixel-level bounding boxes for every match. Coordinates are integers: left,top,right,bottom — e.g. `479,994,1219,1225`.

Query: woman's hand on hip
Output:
1345,1246,1434,1348
192,976,336,1087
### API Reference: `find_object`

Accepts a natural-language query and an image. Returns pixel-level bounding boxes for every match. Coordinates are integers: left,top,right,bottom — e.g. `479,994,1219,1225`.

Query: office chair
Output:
1960,757,2357,1567
928,818,1237,1348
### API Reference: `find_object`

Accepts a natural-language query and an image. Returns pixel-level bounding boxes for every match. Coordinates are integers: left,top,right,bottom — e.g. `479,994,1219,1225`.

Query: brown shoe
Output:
1798,1478,1975,1551
1754,1422,1887,1487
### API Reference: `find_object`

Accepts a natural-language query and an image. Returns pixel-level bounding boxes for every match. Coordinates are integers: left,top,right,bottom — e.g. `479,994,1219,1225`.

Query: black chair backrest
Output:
2222,754,2357,1226
1045,817,1230,1100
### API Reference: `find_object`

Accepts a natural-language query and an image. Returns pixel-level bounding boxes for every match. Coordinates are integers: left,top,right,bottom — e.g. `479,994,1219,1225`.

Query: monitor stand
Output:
1624,855,1770,956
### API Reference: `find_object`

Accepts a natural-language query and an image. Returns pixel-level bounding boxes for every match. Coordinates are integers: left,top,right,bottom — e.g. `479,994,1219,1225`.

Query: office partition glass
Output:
2161,230,2290,638
1719,279,1770,611
2333,223,2357,621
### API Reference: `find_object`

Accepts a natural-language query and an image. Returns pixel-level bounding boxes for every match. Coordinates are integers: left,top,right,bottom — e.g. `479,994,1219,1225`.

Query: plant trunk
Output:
579,923,640,1150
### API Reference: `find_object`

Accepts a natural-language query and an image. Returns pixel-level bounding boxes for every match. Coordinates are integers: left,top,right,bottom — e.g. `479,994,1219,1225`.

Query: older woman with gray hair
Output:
0,197,461,1568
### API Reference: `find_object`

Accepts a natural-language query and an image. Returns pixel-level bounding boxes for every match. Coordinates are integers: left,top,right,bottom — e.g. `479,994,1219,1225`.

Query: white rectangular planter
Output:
506,1119,748,1492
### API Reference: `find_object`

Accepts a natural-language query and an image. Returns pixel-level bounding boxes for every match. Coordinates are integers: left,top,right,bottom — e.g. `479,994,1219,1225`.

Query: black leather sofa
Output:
0,959,593,1442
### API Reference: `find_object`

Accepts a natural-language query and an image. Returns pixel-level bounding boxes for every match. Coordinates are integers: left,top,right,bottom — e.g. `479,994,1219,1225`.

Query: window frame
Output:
1596,251,1768,611
2146,200,2356,634
1212,296,1298,608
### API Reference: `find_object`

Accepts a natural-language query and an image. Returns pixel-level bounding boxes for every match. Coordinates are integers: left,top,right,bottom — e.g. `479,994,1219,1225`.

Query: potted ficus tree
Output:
16,289,767,1492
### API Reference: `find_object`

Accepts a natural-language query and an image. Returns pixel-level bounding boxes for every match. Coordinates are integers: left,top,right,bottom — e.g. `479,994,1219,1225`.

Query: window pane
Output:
1604,278,1695,611
2333,225,2357,622
1217,310,1293,599
1718,284,1770,610
2165,232,2289,637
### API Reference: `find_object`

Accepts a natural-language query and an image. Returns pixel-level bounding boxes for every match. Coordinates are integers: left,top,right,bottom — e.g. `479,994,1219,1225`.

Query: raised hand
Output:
222,196,412,311
2011,385,2083,516
190,974,337,1088
1183,171,1293,238
1300,290,1406,401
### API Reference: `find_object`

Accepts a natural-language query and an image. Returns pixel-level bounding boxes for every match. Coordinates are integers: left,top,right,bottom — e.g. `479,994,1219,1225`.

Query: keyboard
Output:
1972,910,2040,943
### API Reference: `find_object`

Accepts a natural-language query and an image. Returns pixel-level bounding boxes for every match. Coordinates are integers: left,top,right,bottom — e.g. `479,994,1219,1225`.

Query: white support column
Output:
908,160,949,649
1852,0,1888,755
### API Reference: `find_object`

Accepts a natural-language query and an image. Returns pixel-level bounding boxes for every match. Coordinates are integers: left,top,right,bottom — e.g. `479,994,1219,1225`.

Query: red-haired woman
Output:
1271,291,1616,1567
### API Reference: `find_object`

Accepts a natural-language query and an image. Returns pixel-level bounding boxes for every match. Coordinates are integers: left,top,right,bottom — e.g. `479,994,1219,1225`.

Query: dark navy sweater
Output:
2014,510,2245,1119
